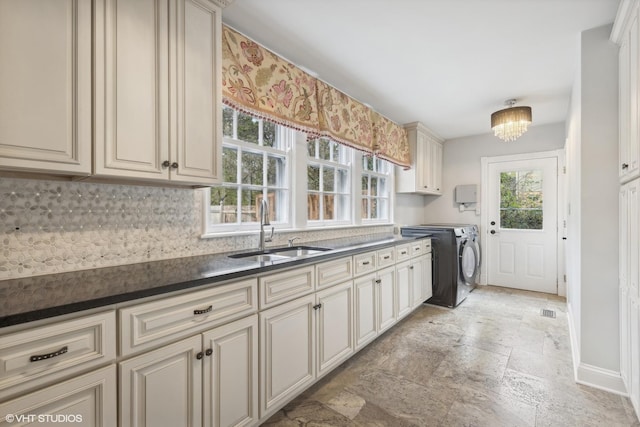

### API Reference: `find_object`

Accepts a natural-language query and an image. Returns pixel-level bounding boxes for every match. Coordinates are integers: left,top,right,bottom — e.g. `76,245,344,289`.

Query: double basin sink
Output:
228,246,331,263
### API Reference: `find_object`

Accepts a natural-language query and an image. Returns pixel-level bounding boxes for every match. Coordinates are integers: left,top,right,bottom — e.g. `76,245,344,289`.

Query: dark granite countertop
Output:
0,234,430,328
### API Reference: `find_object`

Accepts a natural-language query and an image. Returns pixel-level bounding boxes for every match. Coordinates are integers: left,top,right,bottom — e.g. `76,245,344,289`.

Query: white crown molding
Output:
611,0,637,44
210,0,235,8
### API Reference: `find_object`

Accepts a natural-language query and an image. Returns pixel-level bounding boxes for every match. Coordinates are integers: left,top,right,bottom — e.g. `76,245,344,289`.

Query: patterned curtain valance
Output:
221,25,410,168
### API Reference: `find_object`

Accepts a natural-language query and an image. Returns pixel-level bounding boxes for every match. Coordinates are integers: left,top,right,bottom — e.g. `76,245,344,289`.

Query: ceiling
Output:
222,0,620,140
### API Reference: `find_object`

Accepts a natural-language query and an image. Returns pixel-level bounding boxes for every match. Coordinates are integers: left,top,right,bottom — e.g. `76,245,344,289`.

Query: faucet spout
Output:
259,198,272,251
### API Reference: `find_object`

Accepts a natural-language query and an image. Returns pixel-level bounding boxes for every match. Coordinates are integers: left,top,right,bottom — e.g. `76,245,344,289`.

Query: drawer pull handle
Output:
362,261,370,265
414,247,420,251
30,346,68,362
205,349,213,357
401,251,407,255
383,256,390,260
194,305,213,315
313,303,322,310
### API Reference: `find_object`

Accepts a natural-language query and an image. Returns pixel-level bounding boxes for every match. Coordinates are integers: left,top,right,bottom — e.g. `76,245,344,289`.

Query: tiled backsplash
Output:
0,177,392,280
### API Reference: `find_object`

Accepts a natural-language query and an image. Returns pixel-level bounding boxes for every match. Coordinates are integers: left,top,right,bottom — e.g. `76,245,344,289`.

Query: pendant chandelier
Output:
491,99,532,142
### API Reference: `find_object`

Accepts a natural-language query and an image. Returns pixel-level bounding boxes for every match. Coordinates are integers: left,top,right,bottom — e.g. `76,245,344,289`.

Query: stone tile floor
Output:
262,285,640,426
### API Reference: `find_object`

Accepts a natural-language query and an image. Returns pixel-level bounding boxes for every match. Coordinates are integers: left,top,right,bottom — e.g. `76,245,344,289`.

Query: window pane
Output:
241,151,263,185
323,167,335,192
307,141,316,158
370,198,378,219
241,189,262,222
376,199,388,220
307,194,320,220
500,170,543,230
222,107,234,138
210,187,237,224
336,195,349,221
361,198,369,219
267,155,285,187
263,120,276,147
266,190,285,222
319,139,331,160
363,156,374,171
237,112,259,144
371,177,378,196
332,143,341,162
378,178,387,196
336,168,349,193
308,165,320,191
222,147,238,183
361,176,369,195
323,194,335,220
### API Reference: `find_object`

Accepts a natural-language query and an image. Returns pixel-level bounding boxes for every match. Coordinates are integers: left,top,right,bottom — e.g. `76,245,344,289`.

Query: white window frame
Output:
203,109,294,234
360,154,393,224
306,138,353,228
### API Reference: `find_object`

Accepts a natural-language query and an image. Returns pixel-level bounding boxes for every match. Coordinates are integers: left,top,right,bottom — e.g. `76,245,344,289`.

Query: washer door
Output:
459,238,479,284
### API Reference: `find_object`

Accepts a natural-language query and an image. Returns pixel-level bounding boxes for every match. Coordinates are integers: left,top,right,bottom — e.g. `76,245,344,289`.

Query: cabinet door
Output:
410,256,425,308
422,253,433,302
94,0,170,180
395,261,412,320
431,139,443,194
630,298,640,413
0,365,116,427
203,315,258,427
119,335,202,427
620,33,631,181
354,274,377,350
171,0,222,184
316,281,354,377
621,286,630,390
259,294,315,418
0,0,91,175
376,266,396,333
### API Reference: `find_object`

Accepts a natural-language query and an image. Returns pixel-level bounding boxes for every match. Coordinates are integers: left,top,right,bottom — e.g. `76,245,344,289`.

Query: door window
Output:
500,170,543,230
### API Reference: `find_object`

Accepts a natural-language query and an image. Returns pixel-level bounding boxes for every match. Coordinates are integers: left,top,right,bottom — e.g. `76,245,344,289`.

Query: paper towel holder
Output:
455,185,477,212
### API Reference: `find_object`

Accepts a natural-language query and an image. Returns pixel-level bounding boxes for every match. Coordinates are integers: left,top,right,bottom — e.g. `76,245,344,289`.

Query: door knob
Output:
490,230,496,235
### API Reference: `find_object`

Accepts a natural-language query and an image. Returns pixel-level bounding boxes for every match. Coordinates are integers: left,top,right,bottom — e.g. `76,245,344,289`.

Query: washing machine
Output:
400,224,481,307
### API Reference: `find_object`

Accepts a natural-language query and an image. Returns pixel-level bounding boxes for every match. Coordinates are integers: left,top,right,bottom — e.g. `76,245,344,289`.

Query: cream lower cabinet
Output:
396,261,413,320
412,254,432,308
0,0,92,175
354,273,378,350
120,315,258,427
376,266,397,334
0,365,116,426
260,294,316,419
315,281,354,378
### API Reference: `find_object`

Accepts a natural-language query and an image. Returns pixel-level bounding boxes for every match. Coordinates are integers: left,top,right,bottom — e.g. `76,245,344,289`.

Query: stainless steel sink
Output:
228,246,330,262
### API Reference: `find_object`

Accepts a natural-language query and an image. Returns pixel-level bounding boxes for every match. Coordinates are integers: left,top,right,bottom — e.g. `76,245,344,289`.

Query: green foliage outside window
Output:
500,170,543,230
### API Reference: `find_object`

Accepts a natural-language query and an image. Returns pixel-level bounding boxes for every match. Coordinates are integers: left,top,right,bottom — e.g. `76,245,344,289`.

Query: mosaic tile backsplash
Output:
0,177,392,280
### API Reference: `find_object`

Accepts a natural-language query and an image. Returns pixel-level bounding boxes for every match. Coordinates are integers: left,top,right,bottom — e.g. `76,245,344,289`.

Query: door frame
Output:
480,149,565,294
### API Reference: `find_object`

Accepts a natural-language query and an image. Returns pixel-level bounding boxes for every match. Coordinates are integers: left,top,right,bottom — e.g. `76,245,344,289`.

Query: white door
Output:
316,281,354,377
486,157,558,293
203,315,258,427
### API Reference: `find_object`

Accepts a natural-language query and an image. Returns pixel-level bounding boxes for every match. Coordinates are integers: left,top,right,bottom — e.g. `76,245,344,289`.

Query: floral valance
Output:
221,25,409,168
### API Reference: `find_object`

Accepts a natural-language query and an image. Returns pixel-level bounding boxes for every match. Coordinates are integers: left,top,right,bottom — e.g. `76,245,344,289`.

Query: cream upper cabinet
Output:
614,0,640,183
94,0,222,185
0,0,92,175
396,122,443,195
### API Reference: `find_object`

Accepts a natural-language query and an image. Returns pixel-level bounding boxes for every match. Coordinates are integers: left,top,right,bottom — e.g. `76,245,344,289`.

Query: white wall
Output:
423,122,566,226
566,24,621,390
394,193,428,227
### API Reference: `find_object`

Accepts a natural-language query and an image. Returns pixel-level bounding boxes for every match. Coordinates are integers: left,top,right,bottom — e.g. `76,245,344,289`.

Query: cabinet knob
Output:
162,160,171,168
313,303,322,310
196,351,204,360
205,348,213,357
409,266,414,270
375,279,382,284
622,163,629,169
171,162,179,169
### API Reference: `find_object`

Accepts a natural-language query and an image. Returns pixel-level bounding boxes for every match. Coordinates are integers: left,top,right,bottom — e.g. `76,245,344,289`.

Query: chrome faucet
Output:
259,199,274,251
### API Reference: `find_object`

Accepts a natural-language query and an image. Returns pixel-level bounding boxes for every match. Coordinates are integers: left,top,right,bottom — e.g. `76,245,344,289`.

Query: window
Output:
361,155,391,221
306,138,351,224
206,107,291,231
499,170,543,230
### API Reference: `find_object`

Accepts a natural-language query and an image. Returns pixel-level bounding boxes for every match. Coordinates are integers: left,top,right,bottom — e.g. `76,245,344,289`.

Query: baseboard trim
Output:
575,363,627,395
566,304,628,396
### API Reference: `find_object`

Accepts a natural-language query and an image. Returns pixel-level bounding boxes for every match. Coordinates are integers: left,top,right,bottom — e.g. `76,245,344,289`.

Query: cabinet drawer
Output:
260,266,315,309
423,239,432,253
353,251,376,277
410,242,423,258
316,257,353,289
395,244,411,262
0,311,116,400
377,247,395,267
120,279,257,356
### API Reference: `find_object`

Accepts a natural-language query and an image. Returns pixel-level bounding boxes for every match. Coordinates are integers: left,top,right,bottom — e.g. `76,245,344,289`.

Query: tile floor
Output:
263,285,640,426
